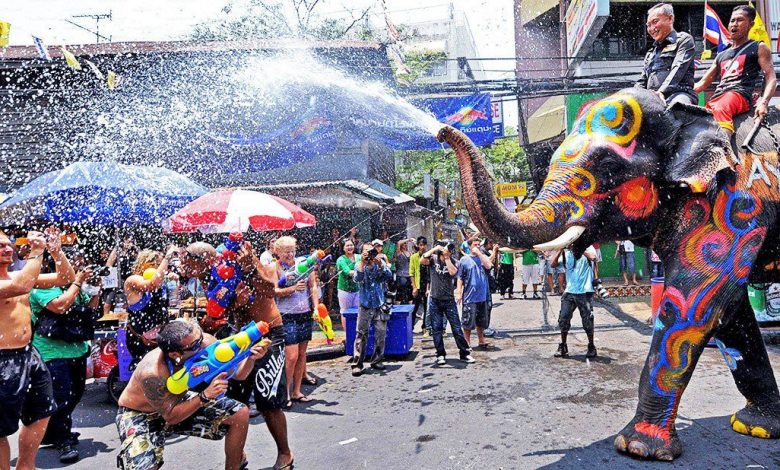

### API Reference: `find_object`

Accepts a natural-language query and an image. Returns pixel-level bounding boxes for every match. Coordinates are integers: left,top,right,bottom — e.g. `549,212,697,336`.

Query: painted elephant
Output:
437,86,780,461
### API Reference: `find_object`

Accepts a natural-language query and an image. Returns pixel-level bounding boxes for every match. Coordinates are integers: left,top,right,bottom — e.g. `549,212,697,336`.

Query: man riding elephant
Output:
695,5,777,134
437,84,780,461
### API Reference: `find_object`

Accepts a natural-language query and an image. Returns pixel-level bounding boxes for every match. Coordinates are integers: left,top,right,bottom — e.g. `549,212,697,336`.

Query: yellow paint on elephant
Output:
751,426,771,438
567,169,596,197
732,419,749,435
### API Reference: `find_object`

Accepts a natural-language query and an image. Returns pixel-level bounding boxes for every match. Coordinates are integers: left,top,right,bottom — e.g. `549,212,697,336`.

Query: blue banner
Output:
413,93,495,148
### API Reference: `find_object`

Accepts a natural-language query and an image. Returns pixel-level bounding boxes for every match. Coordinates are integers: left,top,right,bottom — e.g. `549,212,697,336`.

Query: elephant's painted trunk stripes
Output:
436,125,565,249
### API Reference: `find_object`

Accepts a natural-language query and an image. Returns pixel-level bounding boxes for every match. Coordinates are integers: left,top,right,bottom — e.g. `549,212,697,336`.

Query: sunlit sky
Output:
4,0,518,130
4,1,514,60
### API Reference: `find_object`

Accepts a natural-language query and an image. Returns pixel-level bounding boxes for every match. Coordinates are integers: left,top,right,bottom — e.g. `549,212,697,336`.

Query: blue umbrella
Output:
0,161,207,225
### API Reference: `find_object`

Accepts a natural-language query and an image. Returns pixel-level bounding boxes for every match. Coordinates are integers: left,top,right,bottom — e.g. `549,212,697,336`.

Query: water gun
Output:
166,320,270,395
313,303,334,344
278,250,332,287
207,233,245,320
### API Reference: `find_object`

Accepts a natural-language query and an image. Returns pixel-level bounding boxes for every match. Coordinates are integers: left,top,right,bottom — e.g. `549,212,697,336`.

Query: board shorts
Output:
0,345,57,437
461,301,490,330
227,325,288,410
115,393,245,470
282,312,313,346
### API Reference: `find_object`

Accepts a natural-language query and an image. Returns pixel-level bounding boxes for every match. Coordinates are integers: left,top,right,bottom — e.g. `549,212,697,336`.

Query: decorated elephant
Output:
437,86,780,461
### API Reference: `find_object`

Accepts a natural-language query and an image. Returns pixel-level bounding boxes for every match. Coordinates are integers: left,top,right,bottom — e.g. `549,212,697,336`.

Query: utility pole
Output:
65,11,112,43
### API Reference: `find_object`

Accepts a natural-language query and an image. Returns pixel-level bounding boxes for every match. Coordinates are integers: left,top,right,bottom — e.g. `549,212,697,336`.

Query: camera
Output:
593,278,609,298
87,265,111,277
365,248,379,260
381,290,396,315
436,239,456,254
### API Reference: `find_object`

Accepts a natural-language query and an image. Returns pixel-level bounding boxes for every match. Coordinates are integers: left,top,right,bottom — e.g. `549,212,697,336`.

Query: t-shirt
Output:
500,252,514,265
29,287,91,362
429,256,456,300
619,240,635,253
336,255,360,292
457,254,488,304
521,250,538,265
383,242,397,269
564,249,594,295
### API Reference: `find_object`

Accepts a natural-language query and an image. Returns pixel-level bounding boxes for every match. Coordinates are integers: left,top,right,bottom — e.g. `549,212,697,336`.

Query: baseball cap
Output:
371,239,384,246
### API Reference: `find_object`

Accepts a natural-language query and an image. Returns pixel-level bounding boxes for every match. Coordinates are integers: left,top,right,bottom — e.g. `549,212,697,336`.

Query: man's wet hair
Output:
733,5,756,22
158,320,195,353
649,3,674,19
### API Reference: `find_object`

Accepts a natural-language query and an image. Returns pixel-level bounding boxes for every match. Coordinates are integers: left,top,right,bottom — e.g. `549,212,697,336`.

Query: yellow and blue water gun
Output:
166,320,270,395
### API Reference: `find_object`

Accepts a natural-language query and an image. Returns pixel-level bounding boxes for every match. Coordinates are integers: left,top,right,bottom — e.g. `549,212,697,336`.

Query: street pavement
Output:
8,292,780,469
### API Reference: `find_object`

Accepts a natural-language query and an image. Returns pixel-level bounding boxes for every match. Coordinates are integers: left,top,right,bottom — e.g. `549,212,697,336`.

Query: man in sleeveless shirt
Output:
636,3,697,105
695,5,777,133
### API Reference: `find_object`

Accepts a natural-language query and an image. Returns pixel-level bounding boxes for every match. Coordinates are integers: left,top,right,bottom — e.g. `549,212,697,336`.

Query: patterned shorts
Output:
115,394,245,470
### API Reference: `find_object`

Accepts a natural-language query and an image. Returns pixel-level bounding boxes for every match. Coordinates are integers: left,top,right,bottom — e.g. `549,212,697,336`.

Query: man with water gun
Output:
179,239,295,470
116,320,269,470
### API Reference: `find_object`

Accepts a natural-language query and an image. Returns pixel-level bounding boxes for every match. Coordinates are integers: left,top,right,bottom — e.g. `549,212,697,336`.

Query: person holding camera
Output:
456,237,494,349
351,243,394,376
421,241,474,365
29,249,102,464
551,246,598,359
0,228,74,470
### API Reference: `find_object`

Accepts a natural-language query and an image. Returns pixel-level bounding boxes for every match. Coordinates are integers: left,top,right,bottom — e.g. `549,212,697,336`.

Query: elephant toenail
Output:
750,426,770,439
614,435,628,451
732,419,749,435
654,449,674,461
628,441,650,457
730,414,736,425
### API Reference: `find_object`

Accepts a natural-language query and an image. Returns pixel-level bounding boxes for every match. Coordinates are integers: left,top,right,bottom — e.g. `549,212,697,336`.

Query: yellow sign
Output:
496,182,527,198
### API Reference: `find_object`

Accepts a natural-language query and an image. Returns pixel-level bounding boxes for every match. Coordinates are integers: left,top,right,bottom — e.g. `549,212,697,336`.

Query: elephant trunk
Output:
437,125,572,249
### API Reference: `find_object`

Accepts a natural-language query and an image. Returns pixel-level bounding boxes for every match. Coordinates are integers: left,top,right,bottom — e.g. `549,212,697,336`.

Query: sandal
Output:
302,375,318,386
291,395,313,402
476,343,492,350
282,400,293,410
274,459,295,470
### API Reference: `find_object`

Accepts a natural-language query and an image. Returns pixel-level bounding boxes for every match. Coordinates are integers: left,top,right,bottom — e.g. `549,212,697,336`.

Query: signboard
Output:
496,182,527,198
770,0,780,57
566,0,610,66
565,92,607,132
490,99,504,138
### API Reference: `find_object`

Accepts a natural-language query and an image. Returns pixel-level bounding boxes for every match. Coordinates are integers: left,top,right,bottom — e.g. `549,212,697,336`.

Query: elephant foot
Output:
614,418,682,461
730,401,780,439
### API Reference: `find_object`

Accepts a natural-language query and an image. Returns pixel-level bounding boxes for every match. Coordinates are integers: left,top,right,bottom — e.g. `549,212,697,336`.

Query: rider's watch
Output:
198,391,214,405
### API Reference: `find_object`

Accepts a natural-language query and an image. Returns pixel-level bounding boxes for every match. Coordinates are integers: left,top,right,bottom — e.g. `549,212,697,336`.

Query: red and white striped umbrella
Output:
163,189,316,233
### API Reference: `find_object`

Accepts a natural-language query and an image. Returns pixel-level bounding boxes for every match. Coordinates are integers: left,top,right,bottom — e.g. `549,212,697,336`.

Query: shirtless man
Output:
116,319,269,470
180,241,294,470
0,228,75,470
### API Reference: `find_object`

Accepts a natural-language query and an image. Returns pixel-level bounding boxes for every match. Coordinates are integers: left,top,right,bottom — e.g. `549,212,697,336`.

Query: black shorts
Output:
461,301,490,330
558,292,595,333
227,326,288,410
282,312,313,346
0,346,57,437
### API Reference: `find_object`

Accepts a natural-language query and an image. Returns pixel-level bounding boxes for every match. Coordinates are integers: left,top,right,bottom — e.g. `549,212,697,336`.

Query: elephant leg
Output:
715,294,780,438
615,192,767,461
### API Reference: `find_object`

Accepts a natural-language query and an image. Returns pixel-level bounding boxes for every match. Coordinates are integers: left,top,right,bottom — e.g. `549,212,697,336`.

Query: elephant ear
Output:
664,102,738,193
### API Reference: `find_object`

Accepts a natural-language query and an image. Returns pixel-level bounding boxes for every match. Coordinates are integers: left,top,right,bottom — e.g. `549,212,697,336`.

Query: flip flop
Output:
274,459,295,470
282,400,293,410
477,343,492,350
302,375,318,386
292,395,313,402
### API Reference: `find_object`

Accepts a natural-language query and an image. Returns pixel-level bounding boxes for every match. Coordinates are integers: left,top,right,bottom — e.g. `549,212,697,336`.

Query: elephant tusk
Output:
533,226,586,251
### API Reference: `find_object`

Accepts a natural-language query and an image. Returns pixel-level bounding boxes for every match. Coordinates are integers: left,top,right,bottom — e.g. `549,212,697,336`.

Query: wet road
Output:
9,294,780,469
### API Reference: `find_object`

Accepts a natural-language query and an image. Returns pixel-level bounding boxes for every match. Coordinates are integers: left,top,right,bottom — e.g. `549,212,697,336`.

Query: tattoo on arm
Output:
142,376,180,414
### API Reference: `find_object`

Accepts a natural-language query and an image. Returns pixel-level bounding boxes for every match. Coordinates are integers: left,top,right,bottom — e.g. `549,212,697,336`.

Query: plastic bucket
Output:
748,284,766,319
650,277,665,321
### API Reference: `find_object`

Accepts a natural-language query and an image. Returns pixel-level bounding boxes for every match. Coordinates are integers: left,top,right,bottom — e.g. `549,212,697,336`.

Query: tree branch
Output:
339,6,372,37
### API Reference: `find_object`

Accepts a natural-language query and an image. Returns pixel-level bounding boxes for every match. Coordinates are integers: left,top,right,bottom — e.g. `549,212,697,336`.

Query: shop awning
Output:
527,95,565,144
245,178,414,209
520,0,558,25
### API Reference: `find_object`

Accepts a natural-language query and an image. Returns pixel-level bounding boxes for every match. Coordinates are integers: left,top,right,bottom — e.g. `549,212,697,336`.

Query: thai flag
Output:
704,4,731,52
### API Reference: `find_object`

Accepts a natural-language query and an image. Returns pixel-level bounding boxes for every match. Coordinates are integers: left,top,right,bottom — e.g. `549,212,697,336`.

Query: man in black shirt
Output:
636,3,696,105
421,241,473,365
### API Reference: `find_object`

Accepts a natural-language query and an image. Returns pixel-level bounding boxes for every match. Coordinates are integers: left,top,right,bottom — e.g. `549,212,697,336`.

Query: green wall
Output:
597,242,647,279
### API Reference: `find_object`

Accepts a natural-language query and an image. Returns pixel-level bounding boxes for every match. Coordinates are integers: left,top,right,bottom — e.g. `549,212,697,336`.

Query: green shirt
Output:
521,251,539,265
336,255,361,292
29,287,91,362
500,252,515,265
383,243,396,270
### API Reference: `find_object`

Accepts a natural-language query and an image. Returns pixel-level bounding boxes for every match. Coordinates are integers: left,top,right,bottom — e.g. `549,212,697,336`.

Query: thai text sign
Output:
566,0,610,66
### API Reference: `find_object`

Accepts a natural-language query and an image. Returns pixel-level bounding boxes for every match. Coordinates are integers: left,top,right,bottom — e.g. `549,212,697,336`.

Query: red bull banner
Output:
411,92,495,149
348,92,495,150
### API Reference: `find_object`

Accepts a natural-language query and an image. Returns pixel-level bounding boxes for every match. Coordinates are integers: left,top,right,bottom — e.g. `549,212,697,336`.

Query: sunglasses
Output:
180,332,204,353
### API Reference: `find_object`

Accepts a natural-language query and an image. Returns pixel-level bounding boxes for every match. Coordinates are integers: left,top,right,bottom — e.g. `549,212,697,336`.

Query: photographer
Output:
351,243,393,376
421,241,473,365
29,249,101,464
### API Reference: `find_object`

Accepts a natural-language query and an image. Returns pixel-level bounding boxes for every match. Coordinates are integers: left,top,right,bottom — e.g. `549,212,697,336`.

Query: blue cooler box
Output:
342,304,413,357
